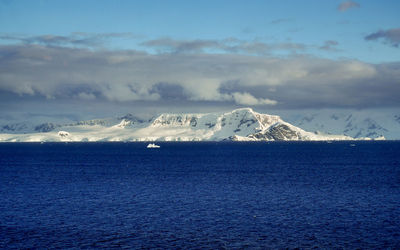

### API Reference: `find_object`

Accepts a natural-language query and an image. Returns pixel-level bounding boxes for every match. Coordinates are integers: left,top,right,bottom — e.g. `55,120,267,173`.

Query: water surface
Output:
1,141,399,248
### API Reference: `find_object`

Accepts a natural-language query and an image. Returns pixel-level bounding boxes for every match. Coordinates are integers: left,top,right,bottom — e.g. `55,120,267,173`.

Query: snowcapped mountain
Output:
0,108,367,142
281,109,400,140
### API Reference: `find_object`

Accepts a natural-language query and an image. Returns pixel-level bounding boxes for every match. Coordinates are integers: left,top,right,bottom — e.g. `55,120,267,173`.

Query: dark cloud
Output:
365,28,400,47
141,38,220,53
337,1,360,12
319,40,339,51
0,32,135,48
0,44,399,111
150,82,188,101
141,37,306,55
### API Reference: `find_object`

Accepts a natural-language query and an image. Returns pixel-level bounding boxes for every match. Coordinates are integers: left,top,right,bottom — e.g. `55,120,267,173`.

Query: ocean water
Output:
0,141,399,249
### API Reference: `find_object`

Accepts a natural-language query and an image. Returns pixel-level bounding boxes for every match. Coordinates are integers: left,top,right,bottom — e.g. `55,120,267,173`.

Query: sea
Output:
0,141,399,249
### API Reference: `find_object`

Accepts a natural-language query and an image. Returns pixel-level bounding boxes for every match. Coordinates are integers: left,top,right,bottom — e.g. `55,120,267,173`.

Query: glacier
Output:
0,108,383,142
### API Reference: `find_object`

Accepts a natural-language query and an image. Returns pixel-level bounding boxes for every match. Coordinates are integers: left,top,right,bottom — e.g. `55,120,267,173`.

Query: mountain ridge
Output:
284,110,399,140
0,108,380,142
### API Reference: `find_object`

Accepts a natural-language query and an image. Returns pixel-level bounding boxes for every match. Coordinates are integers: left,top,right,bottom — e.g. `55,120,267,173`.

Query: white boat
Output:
147,143,160,148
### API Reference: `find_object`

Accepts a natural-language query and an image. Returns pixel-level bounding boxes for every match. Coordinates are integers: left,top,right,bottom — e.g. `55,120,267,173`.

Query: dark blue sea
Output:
0,141,399,249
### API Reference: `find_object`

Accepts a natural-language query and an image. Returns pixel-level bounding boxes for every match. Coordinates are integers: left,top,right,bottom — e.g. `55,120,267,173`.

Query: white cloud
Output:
101,84,160,102
77,92,96,100
232,92,277,106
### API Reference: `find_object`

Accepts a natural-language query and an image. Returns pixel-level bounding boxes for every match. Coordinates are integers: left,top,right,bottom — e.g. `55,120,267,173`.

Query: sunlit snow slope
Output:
0,108,377,142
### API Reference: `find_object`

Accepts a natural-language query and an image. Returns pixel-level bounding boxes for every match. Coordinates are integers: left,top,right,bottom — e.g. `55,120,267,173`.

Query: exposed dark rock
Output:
75,120,107,126
366,131,378,138
190,117,197,127
1,123,29,132
345,121,353,128
238,118,257,128
395,115,400,124
249,124,301,141
119,114,144,123
205,123,215,128
34,123,57,132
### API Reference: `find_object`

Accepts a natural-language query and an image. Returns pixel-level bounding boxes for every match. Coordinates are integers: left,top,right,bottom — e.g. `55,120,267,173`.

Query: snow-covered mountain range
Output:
281,109,400,140
0,108,383,142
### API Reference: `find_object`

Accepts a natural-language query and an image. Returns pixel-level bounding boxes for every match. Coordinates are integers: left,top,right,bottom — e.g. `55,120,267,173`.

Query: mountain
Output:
282,109,399,140
0,108,371,142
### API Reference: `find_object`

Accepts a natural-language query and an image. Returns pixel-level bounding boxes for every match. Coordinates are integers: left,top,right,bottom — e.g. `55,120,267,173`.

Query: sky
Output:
0,0,399,120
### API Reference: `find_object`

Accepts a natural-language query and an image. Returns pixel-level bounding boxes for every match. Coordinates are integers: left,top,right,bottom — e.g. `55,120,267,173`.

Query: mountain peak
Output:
231,107,255,113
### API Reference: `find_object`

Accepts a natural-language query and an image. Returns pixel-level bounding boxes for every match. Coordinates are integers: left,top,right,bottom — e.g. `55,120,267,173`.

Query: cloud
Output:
231,92,277,106
365,28,400,47
150,82,187,101
77,92,96,100
319,40,339,51
141,37,306,55
337,1,360,12
0,44,399,109
1,34,307,55
142,38,220,54
0,32,135,48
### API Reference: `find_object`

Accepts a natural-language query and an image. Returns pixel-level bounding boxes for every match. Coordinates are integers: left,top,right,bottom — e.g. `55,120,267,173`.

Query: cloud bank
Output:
1,44,399,109
0,33,135,48
141,37,306,55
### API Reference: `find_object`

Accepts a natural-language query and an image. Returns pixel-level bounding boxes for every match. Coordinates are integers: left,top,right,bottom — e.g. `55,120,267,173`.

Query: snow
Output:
0,108,383,142
280,108,400,140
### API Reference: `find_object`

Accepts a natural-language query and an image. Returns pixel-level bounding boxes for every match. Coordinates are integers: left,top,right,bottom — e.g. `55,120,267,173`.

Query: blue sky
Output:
0,0,399,118
1,0,399,62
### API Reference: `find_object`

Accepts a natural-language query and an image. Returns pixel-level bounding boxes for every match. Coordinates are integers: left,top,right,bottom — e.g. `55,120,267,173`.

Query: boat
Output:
147,143,160,148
